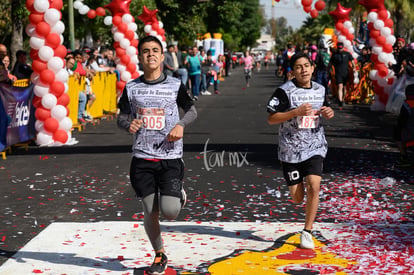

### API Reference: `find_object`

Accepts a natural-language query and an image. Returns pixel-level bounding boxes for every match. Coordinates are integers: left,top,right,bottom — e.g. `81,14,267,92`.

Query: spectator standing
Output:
328,42,356,106
12,50,33,80
185,46,202,100
2,55,17,82
163,44,175,77
175,45,188,88
117,35,197,275
314,46,331,100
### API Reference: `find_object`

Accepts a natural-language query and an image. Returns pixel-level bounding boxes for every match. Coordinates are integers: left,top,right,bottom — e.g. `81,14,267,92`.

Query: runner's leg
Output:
304,174,321,230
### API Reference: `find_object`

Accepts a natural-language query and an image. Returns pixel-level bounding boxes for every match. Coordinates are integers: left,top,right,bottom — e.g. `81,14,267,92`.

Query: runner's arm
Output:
117,87,132,132
176,83,197,127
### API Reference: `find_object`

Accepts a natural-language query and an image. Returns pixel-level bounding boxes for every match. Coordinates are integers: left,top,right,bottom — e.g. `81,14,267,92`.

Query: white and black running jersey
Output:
267,80,328,163
120,75,192,159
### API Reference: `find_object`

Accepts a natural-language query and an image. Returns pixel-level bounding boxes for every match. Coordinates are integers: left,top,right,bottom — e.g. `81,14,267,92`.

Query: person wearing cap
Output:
328,42,356,107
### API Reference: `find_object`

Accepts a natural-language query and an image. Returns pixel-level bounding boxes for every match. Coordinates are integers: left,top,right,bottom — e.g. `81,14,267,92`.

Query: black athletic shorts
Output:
335,72,349,84
281,155,324,186
129,158,184,199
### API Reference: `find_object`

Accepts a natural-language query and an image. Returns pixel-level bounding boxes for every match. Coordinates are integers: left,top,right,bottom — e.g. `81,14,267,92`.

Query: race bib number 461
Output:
137,108,165,130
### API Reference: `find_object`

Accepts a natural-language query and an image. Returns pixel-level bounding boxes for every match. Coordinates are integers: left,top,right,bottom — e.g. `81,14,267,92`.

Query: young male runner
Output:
117,35,197,274
266,52,334,249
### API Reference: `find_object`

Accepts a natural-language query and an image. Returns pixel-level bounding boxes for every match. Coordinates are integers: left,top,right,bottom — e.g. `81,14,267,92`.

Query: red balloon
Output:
104,0,132,17
32,59,48,74
96,7,106,17
36,22,51,37
29,12,44,25
57,93,70,106
125,30,135,40
329,3,352,23
116,47,126,57
113,41,120,49
40,69,55,85
121,54,131,65
118,22,128,33
35,107,51,121
375,63,388,78
44,117,59,133
54,45,67,58
341,28,349,37
151,22,160,31
387,78,394,85
376,35,386,46
32,96,42,108
131,39,139,48
358,0,386,12
367,22,374,30
383,43,393,53
131,71,140,79
377,9,388,20
315,0,326,11
50,81,65,97
30,49,39,61
112,15,122,26
53,129,68,144
137,5,158,25
335,22,344,31
49,0,63,10
301,0,312,6
303,5,312,13
379,93,388,103
127,62,137,73
158,29,165,36
371,54,379,63
26,0,36,12
46,33,61,48
384,18,393,28
87,10,97,19
116,80,126,91
370,29,380,38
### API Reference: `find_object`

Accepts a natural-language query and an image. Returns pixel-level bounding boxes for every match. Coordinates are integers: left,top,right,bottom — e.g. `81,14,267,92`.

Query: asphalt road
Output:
1,64,413,270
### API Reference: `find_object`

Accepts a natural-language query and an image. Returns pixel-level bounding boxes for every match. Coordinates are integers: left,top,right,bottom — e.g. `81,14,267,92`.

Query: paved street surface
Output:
0,64,413,274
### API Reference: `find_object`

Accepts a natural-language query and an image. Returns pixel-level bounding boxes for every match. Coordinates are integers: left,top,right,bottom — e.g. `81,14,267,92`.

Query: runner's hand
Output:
168,125,184,142
319,106,334,119
129,119,143,133
296,103,313,116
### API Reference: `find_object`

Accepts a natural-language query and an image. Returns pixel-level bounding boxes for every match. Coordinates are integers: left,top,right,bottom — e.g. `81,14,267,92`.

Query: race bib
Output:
137,108,165,130
297,115,319,129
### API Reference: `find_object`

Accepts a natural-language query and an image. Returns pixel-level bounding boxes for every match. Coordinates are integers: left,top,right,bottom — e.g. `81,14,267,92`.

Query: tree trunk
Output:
10,0,24,69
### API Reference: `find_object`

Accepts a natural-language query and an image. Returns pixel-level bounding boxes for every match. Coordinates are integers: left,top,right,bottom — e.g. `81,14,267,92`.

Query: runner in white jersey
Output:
266,52,334,249
117,36,197,274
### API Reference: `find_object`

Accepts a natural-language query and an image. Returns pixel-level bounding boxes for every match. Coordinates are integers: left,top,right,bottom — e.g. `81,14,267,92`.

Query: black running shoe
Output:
147,252,168,275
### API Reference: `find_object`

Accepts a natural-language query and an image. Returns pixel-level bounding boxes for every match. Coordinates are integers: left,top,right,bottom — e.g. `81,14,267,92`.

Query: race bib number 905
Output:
297,115,319,129
137,108,165,130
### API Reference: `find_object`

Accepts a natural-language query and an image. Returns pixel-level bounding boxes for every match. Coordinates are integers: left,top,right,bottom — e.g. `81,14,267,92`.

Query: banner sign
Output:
0,84,35,150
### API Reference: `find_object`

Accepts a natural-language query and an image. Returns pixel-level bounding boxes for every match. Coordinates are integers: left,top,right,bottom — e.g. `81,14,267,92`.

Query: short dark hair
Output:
138,35,163,55
16,50,26,58
290,52,312,68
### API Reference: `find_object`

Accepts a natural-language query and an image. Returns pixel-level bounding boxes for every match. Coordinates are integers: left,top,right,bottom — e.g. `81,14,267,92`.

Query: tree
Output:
11,0,29,67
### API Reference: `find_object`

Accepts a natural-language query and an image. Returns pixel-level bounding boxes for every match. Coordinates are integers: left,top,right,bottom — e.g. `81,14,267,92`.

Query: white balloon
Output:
131,55,139,64
120,38,131,49
42,94,57,109
36,131,53,146
122,14,133,24
374,19,384,30
116,64,126,73
162,41,167,50
369,69,378,80
129,23,138,32
352,52,359,59
367,11,378,22
337,35,346,43
59,117,73,131
35,120,44,132
378,77,387,87
48,57,64,73
386,35,396,45
111,26,118,34
64,83,69,93
25,24,36,37
293,0,300,7
144,25,152,33
34,84,50,97
79,5,90,15
60,34,64,44
30,36,45,50
51,105,67,121
44,9,61,25
369,38,377,47
55,69,69,83
378,52,389,63
39,46,54,61
348,27,355,34
73,1,83,10
372,46,382,55
104,16,113,26
380,27,391,37
114,32,124,42
158,22,164,29
343,21,353,29
344,40,351,48
51,21,65,34
34,0,49,13
121,71,131,82
126,46,137,56
149,31,157,36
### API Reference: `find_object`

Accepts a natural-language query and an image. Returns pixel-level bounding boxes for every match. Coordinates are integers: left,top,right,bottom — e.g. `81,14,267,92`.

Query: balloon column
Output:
275,0,326,18
138,6,167,50
26,0,73,146
359,0,396,109
73,0,140,95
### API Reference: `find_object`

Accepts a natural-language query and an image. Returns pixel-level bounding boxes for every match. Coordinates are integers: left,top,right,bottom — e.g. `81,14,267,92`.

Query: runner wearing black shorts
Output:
117,35,197,275
267,52,334,249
